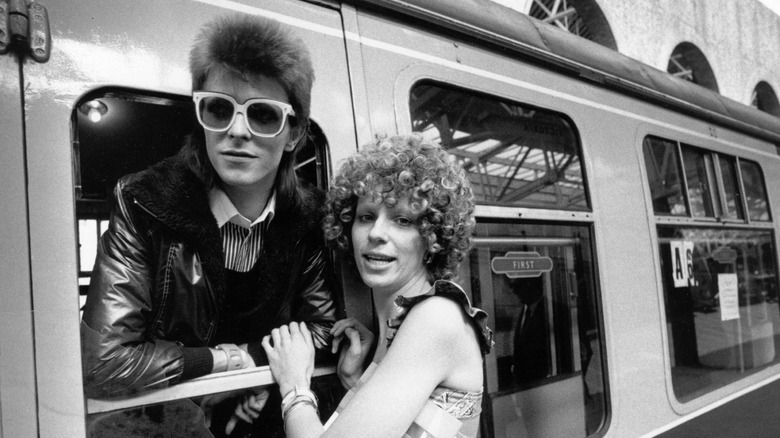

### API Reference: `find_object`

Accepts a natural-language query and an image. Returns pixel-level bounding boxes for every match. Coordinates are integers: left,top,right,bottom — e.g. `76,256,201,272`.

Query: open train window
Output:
72,88,332,426
73,88,329,304
643,135,779,402
410,82,605,438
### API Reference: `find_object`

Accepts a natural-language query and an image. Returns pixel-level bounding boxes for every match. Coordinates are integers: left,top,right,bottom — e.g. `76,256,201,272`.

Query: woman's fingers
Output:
270,327,282,348
261,335,274,359
299,322,314,350
331,318,370,353
345,327,363,355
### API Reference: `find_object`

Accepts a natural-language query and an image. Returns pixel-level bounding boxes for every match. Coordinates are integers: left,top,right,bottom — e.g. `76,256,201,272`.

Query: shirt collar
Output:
209,187,276,229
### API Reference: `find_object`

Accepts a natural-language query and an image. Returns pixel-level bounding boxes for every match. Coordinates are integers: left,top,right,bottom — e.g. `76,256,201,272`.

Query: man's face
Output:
201,67,295,196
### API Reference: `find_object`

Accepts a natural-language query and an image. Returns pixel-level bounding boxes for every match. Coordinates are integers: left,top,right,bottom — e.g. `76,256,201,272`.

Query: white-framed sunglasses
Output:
192,91,296,137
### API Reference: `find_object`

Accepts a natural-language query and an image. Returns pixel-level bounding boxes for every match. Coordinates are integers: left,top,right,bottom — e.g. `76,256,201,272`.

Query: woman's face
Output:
351,195,429,296
201,66,295,195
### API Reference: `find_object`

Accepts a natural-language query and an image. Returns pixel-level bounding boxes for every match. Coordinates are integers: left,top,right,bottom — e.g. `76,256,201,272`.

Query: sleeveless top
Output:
326,280,493,438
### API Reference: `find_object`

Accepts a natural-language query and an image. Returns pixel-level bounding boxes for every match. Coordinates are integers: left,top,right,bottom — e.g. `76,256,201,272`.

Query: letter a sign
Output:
670,240,696,288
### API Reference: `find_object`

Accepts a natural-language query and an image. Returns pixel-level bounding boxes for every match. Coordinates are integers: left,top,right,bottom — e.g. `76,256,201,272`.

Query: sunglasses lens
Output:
198,96,235,130
246,101,285,135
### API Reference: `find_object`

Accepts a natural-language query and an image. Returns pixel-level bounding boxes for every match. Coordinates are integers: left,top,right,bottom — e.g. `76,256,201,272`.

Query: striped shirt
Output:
209,188,276,273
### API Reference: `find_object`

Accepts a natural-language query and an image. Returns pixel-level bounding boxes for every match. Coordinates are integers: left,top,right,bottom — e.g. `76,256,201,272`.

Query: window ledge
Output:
87,365,336,414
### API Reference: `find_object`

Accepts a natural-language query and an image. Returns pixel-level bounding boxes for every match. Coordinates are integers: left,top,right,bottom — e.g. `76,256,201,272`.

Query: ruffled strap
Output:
387,280,494,355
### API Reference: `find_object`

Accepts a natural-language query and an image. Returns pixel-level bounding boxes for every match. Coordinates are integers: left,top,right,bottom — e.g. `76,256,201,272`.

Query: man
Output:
81,14,340,437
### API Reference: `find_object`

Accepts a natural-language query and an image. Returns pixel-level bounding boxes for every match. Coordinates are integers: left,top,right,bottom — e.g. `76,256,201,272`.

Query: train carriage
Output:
2,0,780,436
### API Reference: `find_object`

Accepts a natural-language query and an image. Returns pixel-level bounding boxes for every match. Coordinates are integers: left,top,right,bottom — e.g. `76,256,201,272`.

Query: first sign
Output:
491,251,553,278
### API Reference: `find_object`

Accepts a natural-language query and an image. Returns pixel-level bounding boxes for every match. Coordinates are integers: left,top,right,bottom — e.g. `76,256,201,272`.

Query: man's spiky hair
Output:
180,15,315,206
189,14,314,125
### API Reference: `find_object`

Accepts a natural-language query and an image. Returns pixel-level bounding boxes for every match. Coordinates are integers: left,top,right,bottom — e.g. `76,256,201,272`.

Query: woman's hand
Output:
331,318,375,390
261,322,315,395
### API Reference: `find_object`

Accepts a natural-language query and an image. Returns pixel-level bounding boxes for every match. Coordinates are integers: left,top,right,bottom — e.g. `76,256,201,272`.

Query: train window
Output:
644,137,687,216
410,82,605,437
739,160,771,222
658,226,780,401
681,145,717,218
410,81,589,211
72,88,331,428
643,135,780,402
466,223,604,438
718,155,745,220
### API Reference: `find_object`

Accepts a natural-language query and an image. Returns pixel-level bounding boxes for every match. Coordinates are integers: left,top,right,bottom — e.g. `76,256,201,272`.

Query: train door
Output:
409,82,605,438
9,0,355,436
350,5,608,436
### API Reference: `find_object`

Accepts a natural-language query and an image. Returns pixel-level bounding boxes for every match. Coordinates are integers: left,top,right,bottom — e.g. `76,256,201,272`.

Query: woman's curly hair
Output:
323,133,476,281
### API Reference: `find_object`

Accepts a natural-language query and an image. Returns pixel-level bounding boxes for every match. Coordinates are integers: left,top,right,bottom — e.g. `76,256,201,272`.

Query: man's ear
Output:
285,126,304,151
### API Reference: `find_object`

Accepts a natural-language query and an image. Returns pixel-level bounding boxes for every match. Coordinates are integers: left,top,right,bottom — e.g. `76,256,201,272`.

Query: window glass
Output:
410,82,588,210
718,156,744,220
739,160,771,222
658,226,780,401
681,145,715,218
643,137,687,215
466,222,605,437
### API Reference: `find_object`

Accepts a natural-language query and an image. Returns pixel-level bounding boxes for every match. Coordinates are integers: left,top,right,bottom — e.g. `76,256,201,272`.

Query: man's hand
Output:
225,388,270,435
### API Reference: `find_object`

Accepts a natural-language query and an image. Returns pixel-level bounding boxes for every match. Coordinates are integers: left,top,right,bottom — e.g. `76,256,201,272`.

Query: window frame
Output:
72,87,336,416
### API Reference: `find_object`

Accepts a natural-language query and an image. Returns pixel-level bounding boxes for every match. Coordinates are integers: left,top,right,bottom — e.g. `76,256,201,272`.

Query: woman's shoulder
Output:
391,280,494,355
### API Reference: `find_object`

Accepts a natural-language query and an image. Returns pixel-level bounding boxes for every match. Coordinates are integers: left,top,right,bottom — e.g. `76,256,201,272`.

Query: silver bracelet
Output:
281,385,318,419
283,398,317,424
215,343,243,372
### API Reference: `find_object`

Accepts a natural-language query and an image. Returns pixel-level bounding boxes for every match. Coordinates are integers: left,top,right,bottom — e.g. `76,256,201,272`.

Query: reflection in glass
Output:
681,145,715,218
718,156,744,220
466,222,604,437
658,226,780,401
410,82,588,210
739,160,771,222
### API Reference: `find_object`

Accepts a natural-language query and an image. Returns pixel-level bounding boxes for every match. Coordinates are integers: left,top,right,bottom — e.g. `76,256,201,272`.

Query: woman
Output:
262,134,493,438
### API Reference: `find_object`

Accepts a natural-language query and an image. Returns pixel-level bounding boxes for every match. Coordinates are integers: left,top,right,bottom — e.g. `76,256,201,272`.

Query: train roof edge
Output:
356,0,780,146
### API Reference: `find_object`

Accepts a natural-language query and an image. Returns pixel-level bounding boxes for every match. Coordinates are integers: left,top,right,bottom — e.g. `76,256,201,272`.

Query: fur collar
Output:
120,155,325,309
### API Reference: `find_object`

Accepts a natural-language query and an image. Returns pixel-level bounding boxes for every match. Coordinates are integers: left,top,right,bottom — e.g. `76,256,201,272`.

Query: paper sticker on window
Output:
718,273,739,321
670,240,697,288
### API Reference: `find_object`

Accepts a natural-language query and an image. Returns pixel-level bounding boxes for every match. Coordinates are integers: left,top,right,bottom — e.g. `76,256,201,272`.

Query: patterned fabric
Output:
220,221,267,272
429,386,482,419
209,188,276,272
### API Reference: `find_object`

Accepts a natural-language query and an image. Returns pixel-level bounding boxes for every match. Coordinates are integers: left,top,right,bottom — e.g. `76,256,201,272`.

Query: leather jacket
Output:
81,157,339,397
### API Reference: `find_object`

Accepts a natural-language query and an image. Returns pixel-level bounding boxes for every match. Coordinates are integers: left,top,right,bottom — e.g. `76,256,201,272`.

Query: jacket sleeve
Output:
293,231,342,351
80,181,210,398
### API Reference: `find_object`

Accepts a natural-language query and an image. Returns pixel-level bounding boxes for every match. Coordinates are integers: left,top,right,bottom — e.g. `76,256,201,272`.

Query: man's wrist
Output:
216,344,244,371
